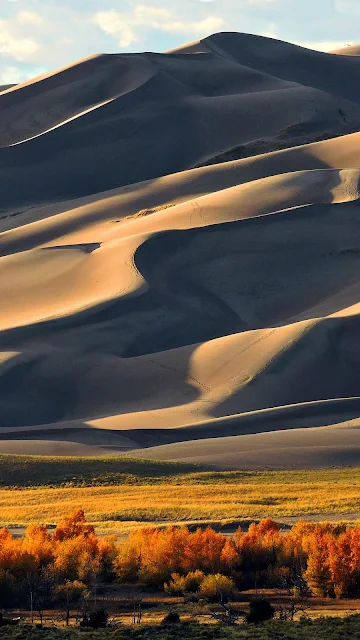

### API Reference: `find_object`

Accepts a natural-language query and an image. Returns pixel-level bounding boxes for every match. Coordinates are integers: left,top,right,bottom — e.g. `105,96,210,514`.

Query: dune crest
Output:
1,32,360,468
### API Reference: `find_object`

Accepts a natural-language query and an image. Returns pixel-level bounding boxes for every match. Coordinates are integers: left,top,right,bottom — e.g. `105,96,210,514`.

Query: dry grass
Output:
1,464,360,533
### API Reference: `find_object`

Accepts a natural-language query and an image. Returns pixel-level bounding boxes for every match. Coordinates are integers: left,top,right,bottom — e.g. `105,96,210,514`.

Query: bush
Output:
0,613,20,627
246,598,275,624
80,608,108,629
199,574,235,603
165,570,205,596
161,611,181,625
184,570,205,593
164,573,186,596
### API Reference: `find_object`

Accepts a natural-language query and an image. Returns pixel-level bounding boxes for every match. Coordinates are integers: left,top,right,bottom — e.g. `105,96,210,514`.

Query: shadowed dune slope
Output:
204,33,360,103
1,33,360,467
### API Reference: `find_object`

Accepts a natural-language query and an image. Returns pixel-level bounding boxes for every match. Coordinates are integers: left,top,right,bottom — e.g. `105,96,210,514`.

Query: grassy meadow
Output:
0,455,359,533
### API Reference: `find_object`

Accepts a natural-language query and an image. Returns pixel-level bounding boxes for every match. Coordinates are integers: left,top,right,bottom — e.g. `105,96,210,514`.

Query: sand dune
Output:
204,33,360,103
0,85,16,93
166,39,208,55
2,35,360,207
331,45,360,56
1,33,360,467
126,424,360,470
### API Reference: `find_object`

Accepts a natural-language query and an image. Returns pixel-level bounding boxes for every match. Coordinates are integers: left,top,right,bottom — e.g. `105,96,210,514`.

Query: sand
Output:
1,32,360,468
331,45,360,56
0,85,16,93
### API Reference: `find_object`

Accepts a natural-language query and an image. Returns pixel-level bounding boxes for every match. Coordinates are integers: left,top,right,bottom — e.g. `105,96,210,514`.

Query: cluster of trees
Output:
0,510,117,624
116,518,360,598
1,511,360,624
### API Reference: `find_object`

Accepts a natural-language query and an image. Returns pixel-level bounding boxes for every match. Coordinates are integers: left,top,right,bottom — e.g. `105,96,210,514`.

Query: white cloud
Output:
95,10,136,47
164,16,224,35
94,4,225,48
0,11,44,62
0,27,39,61
335,0,360,14
0,65,20,84
0,64,46,84
17,11,44,26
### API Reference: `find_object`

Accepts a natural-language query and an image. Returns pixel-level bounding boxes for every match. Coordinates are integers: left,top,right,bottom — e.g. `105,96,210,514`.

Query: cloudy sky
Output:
0,0,359,84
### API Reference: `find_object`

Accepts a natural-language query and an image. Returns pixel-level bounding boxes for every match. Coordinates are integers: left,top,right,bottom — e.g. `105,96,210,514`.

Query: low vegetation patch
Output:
1,617,360,640
0,617,359,639
0,455,203,489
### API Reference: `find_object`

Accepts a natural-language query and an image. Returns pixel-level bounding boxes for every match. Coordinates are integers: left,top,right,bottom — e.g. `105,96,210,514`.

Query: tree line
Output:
116,516,360,598
0,510,360,625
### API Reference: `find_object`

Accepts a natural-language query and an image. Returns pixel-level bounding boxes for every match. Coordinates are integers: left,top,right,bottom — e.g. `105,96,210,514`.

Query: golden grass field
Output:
0,456,359,534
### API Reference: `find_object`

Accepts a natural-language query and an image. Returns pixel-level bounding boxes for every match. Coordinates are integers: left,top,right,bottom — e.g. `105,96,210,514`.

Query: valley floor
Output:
0,456,359,536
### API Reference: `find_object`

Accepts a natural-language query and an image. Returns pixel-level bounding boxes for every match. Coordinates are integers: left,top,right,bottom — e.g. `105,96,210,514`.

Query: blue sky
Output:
0,0,359,84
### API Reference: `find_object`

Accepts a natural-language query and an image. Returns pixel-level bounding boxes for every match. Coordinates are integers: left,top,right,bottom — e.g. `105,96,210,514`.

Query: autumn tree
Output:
304,527,332,597
183,527,225,575
21,524,54,569
53,509,95,542
97,535,118,582
233,519,282,588
0,528,21,573
220,538,240,574
350,525,360,594
54,580,88,626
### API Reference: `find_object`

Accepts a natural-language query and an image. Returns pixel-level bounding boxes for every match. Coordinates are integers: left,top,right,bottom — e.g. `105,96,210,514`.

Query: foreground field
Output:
2,617,360,639
1,456,360,532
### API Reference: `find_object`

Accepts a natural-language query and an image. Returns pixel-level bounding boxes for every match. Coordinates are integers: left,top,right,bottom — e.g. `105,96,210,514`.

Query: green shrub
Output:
165,570,205,596
164,573,187,596
199,574,235,602
184,570,205,593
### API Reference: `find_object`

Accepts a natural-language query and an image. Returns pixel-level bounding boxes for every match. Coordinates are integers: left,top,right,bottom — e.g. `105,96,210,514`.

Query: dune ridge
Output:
1,32,360,468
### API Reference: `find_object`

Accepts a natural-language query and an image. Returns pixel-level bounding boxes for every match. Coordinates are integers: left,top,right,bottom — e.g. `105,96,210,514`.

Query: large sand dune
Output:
1,32,360,468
